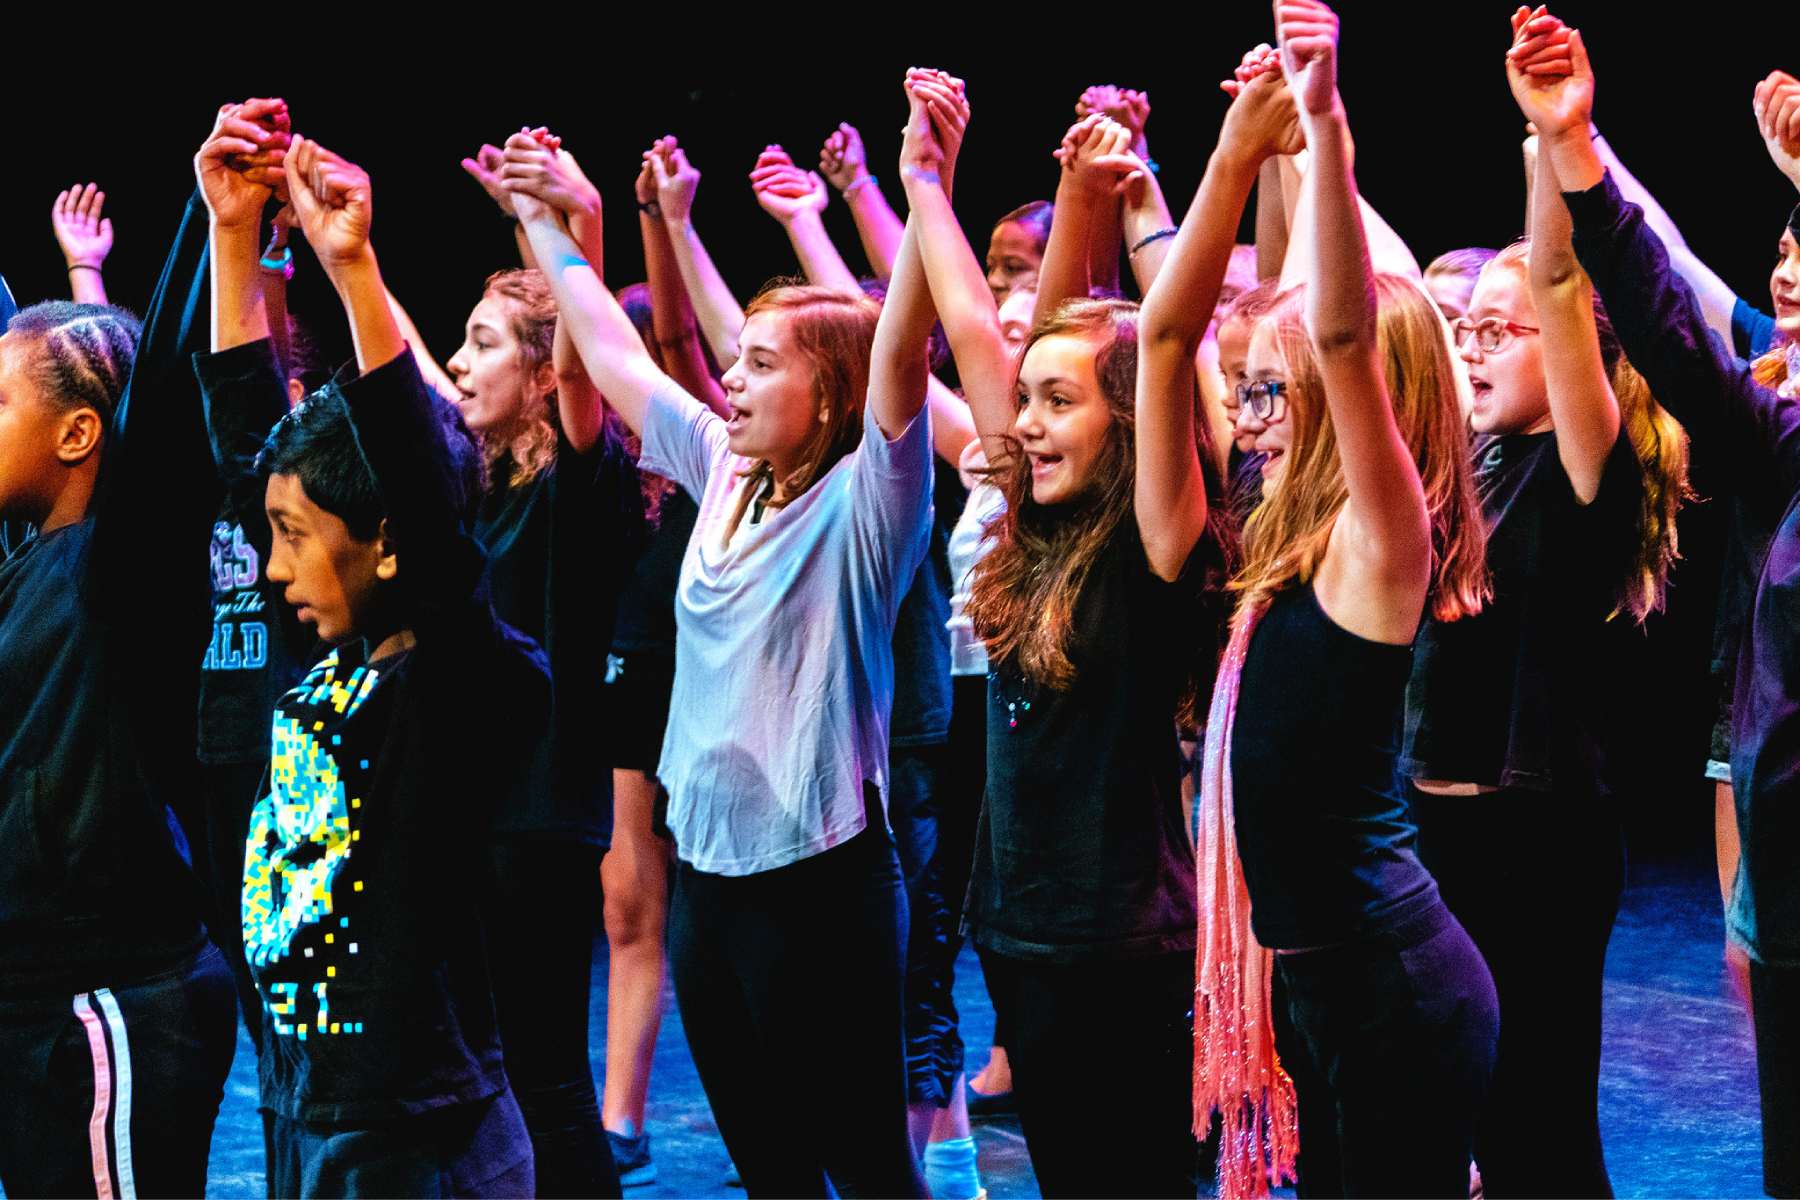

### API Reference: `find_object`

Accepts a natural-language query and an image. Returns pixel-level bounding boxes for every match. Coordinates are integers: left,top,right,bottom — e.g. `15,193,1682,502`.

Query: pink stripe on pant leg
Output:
72,992,116,1200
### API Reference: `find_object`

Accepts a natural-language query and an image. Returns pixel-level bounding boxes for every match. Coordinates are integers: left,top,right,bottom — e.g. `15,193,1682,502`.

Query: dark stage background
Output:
3,7,1788,843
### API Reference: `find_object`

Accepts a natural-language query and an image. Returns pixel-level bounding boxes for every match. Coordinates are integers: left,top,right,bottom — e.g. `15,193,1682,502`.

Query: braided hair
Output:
5,301,141,429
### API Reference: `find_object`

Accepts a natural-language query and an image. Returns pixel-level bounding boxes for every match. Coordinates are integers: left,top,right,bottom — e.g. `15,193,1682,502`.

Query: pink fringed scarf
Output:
1193,601,1298,1198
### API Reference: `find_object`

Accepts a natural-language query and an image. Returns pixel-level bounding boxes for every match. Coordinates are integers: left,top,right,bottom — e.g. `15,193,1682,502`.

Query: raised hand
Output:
905,68,969,191
899,80,946,177
819,122,870,192
1505,6,1592,138
51,183,113,271
196,99,290,229
1276,0,1342,118
1219,62,1306,165
1221,43,1282,99
1754,69,1800,188
284,137,374,272
749,146,830,225
461,144,516,218
1076,84,1151,158
649,137,700,224
499,130,601,224
1054,114,1135,200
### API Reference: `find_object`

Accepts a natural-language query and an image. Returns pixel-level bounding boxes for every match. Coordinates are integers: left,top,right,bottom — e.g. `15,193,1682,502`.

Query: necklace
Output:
989,669,1035,730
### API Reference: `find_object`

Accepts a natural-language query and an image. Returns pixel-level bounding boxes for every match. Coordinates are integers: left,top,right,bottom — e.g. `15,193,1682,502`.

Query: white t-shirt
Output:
945,479,1005,677
640,378,934,876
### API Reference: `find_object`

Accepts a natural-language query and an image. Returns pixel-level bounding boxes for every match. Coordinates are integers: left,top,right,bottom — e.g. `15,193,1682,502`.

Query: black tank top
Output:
1231,584,1438,950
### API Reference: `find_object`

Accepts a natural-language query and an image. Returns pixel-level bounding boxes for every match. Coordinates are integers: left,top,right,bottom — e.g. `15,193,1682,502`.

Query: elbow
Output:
1308,319,1375,356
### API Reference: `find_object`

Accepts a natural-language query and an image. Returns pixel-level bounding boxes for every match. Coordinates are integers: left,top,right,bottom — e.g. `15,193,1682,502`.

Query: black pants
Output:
945,674,1007,1055
488,837,620,1198
265,1088,534,1199
1751,959,1800,1198
196,758,269,1043
1275,900,1499,1199
669,799,925,1198
978,947,1198,1198
890,742,968,1106
0,941,238,1198
1411,784,1624,1197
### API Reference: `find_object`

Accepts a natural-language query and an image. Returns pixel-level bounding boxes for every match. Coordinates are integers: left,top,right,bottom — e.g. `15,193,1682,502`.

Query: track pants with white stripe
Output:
0,941,238,1199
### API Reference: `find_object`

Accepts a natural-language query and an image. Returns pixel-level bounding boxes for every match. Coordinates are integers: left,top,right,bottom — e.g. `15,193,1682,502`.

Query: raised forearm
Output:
906,176,1016,449
67,265,108,305
664,217,743,367
523,211,663,437
1141,149,1258,348
782,211,863,296
210,221,269,352
1033,178,1094,324
868,218,936,436
845,179,905,278
1121,174,1178,296
642,210,728,418
1255,157,1291,280
330,254,406,374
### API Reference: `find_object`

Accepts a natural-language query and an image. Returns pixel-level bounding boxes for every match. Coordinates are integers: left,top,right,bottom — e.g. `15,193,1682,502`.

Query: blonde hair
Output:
1233,275,1490,624
1487,244,1690,622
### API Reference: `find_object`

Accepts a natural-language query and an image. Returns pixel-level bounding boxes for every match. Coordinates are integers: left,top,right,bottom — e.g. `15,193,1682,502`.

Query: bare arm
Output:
1283,1,1431,643
821,123,905,278
1255,158,1291,280
1526,114,1621,503
1277,146,1421,290
1032,115,1108,325
638,150,728,418
751,149,863,295
197,107,282,352
385,288,460,401
903,89,1018,460
1136,68,1299,578
651,140,745,367
506,140,666,439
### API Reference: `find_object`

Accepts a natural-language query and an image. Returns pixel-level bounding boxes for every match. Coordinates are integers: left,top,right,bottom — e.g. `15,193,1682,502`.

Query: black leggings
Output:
1751,959,1800,1198
978,947,1198,1198
488,838,620,1199
1411,784,1624,1197
669,799,925,1198
1275,899,1499,1199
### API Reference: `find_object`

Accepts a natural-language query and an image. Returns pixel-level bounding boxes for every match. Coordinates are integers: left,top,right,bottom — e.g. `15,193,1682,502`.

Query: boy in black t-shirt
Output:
192,109,545,1195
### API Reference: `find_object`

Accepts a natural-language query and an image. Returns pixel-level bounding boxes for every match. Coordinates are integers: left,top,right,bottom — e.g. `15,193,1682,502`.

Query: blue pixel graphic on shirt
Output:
243,649,382,1040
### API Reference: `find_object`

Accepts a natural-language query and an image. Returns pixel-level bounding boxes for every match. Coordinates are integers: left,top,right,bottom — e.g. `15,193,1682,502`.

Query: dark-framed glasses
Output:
1235,378,1287,421
1451,316,1540,354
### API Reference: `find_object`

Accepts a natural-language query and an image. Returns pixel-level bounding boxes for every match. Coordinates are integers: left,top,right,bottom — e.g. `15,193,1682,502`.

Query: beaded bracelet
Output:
844,175,879,196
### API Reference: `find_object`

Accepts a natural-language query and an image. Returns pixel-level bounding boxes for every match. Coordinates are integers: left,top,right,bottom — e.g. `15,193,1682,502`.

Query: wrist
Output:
66,261,105,274
842,174,880,199
322,247,381,292
899,164,942,189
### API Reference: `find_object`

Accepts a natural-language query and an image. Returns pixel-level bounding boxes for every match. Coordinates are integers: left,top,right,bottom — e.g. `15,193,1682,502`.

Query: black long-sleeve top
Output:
1566,170,1800,967
0,193,221,997
198,340,551,1123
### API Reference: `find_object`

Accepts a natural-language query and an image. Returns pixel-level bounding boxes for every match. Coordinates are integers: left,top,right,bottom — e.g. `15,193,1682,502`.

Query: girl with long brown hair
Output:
1193,5,1498,1195
903,59,1235,1200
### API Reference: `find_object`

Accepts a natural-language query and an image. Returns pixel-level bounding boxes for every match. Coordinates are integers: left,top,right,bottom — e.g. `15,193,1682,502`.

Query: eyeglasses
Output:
1451,316,1540,354
1235,379,1287,421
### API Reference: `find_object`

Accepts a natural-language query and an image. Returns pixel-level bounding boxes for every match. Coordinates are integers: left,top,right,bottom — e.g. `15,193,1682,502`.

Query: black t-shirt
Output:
610,487,698,658
476,431,644,844
1402,429,1644,795
206,346,550,1125
966,520,1227,962
1233,584,1438,950
195,339,317,767
199,513,310,765
891,460,963,749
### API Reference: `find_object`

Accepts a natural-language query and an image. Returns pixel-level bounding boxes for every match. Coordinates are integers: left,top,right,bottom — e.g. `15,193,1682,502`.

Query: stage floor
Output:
164,846,1769,1197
